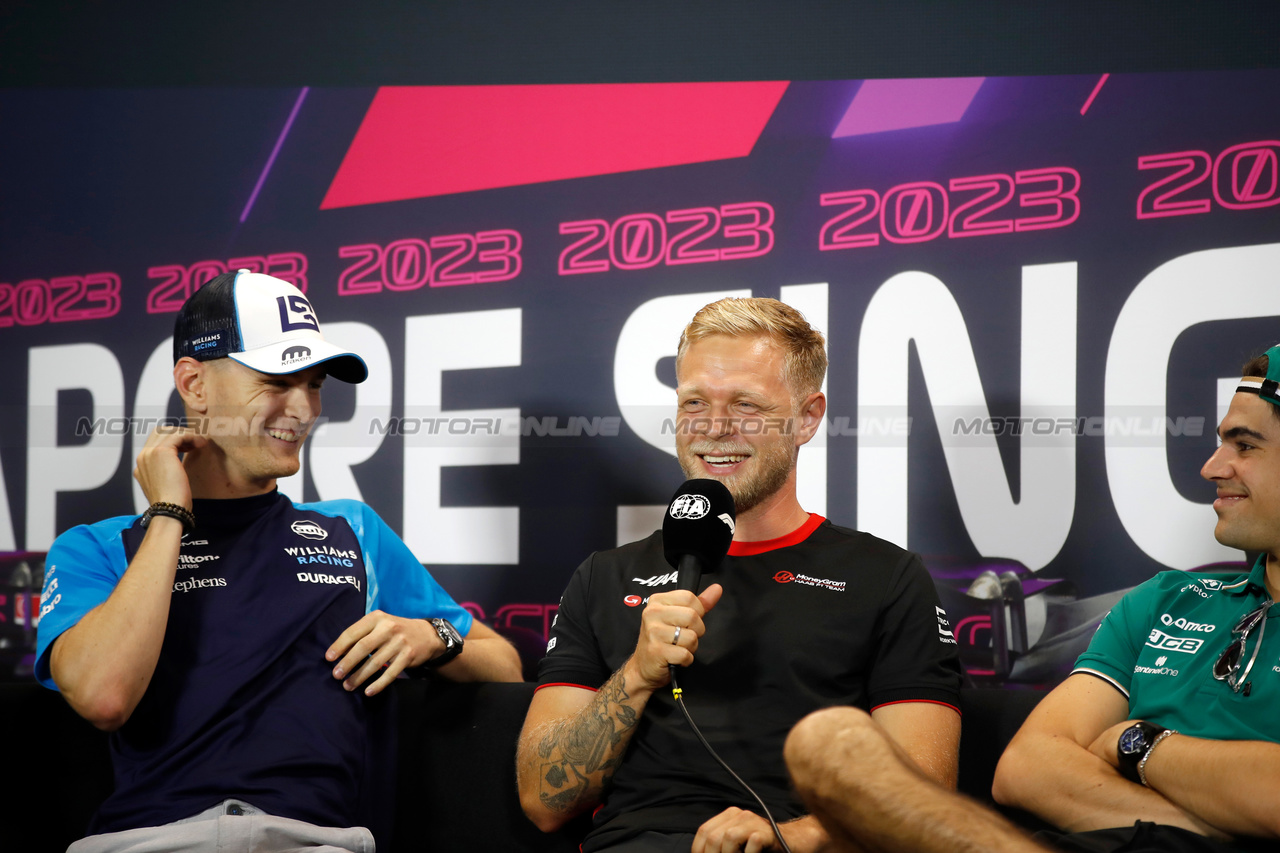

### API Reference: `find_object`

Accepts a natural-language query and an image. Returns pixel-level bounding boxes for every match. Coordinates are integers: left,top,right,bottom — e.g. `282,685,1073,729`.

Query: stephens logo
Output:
774,571,794,583
173,577,228,593
624,595,643,607
669,494,710,520
291,519,328,540
282,344,312,365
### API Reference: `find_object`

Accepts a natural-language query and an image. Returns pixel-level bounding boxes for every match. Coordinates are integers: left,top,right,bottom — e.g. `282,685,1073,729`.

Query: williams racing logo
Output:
285,544,358,568
291,519,328,540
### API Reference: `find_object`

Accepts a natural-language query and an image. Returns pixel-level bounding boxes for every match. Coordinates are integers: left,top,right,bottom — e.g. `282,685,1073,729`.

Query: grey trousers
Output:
67,800,375,853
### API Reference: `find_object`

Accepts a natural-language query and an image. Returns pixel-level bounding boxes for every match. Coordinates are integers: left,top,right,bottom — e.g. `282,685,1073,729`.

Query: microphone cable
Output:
669,668,795,853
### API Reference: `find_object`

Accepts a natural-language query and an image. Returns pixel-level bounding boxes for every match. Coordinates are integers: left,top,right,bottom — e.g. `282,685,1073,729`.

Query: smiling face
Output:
196,359,325,492
675,334,811,515
1201,391,1280,559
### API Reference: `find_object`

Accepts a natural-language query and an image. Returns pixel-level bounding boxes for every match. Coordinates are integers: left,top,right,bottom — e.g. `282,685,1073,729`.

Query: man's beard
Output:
678,438,797,515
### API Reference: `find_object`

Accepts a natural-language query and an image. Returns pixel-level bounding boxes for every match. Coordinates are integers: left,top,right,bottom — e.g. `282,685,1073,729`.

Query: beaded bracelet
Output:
141,501,196,534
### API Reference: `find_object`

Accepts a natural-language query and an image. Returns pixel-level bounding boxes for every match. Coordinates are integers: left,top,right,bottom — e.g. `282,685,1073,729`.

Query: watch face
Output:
1119,726,1149,756
434,619,461,647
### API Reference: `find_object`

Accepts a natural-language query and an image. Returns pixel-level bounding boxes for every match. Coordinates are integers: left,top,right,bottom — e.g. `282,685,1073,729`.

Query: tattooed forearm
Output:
533,668,647,815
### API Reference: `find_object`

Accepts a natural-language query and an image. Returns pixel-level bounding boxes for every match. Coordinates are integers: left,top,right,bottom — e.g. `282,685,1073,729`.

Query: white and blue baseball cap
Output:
173,269,367,383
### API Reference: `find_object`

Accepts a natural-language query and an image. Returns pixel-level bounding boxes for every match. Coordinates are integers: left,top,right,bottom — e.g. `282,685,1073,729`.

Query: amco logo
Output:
291,520,328,540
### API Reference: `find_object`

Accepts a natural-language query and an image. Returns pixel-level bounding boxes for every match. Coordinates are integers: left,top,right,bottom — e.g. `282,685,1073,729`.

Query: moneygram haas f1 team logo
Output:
291,519,329,541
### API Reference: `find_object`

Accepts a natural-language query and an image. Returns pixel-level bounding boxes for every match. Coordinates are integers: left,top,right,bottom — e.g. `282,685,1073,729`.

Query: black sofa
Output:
4,679,1049,852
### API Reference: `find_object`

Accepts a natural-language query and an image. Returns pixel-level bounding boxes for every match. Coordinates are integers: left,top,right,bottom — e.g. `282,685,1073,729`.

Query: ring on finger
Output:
672,625,682,645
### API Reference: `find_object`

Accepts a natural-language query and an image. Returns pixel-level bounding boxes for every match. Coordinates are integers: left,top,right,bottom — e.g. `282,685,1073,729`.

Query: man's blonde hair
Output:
676,297,827,402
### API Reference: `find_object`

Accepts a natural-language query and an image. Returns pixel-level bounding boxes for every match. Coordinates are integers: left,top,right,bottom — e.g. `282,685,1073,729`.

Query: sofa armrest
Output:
389,678,590,853
0,682,113,851
958,686,1056,833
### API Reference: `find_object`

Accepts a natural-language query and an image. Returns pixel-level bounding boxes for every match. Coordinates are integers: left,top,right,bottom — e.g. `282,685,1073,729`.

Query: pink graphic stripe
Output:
1080,74,1109,115
832,77,984,138
241,87,310,223
321,82,789,208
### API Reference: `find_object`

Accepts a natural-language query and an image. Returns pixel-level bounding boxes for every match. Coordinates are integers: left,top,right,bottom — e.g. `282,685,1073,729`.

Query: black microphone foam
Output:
662,479,736,591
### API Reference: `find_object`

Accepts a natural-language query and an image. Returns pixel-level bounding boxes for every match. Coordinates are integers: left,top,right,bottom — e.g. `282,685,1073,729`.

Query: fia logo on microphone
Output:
669,494,711,520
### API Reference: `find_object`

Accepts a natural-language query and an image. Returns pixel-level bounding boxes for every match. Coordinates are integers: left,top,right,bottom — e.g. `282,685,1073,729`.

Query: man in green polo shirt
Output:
779,345,1280,853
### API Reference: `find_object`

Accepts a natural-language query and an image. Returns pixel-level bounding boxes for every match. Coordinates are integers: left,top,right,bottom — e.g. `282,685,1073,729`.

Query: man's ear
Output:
174,357,210,414
795,391,827,447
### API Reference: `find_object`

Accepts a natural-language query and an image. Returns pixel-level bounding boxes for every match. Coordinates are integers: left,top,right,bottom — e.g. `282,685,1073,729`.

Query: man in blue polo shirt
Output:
781,345,1280,853
35,271,522,852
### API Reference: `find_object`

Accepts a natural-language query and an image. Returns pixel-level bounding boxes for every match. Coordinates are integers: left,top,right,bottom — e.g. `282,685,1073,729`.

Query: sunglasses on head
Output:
1212,600,1273,695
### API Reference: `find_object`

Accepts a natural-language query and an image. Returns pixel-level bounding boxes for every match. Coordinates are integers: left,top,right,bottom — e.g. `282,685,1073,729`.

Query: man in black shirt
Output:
517,297,962,853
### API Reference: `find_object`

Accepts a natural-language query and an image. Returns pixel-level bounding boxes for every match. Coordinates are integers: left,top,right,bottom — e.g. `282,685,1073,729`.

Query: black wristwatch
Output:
425,618,464,667
1116,721,1167,784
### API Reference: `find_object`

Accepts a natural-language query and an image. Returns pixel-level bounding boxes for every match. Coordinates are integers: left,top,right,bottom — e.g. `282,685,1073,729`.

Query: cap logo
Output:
282,345,313,365
276,295,320,333
669,494,710,520
191,331,224,353
185,329,231,359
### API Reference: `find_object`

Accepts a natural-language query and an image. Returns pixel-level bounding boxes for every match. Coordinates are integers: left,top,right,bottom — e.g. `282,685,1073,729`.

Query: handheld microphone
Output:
662,479,736,593
657,481,793,853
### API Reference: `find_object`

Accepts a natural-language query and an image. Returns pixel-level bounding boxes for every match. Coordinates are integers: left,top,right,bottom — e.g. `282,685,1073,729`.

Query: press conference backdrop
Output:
2,73,1279,678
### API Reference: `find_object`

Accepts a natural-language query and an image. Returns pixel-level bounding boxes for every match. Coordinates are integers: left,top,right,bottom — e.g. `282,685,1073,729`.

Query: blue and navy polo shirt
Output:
35,491,471,834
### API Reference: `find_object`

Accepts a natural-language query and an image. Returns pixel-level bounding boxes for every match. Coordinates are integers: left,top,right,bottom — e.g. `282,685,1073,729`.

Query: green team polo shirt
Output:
1073,555,1280,743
